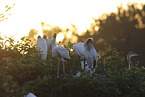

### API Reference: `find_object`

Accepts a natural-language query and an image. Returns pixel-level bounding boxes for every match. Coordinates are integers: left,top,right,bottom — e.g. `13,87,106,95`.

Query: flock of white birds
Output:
36,33,140,75
25,33,140,97
24,33,98,97
36,33,98,78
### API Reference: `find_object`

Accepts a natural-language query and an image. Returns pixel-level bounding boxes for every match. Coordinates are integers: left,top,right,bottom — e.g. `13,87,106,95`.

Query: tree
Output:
41,22,63,39
0,2,15,22
25,29,38,44
92,3,145,65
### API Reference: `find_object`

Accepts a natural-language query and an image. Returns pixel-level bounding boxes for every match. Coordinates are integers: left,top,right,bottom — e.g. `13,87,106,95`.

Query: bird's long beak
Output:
136,54,141,56
132,54,141,57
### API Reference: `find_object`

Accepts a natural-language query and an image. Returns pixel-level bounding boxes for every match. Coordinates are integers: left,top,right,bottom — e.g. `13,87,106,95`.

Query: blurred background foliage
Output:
0,2,145,97
25,3,145,66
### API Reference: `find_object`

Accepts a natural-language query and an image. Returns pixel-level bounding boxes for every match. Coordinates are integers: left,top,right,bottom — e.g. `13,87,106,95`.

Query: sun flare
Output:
56,33,64,43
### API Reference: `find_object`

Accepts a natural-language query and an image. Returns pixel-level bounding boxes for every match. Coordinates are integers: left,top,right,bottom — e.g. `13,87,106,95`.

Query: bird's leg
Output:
129,63,132,69
61,58,65,75
84,59,86,71
81,60,84,69
86,58,92,75
57,59,60,78
90,59,95,76
93,60,96,69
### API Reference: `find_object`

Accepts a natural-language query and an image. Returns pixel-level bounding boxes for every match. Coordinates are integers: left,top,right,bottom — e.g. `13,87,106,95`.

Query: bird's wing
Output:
36,38,47,60
37,38,43,51
84,45,97,59
73,42,85,58
46,39,51,50
50,38,56,43
57,46,70,60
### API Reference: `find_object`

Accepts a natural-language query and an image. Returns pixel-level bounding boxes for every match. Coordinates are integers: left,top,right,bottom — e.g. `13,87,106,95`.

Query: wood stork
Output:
36,36,47,60
37,35,41,39
127,52,140,69
24,93,36,97
73,42,89,71
84,38,98,75
50,33,70,78
43,35,51,51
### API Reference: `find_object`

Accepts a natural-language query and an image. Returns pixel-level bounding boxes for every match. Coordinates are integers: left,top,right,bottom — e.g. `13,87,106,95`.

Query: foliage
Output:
0,3,15,22
0,36,145,97
1,3,145,97
75,3,145,65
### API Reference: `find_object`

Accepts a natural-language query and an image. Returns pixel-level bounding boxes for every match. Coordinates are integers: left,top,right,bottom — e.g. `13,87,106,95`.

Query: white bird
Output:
84,38,98,75
73,42,88,71
73,42,85,59
24,93,36,97
43,35,53,68
36,35,47,60
50,33,70,78
127,52,140,69
43,35,51,51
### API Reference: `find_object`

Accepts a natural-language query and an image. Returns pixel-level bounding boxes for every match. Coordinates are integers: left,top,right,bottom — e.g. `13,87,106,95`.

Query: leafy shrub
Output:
0,36,144,97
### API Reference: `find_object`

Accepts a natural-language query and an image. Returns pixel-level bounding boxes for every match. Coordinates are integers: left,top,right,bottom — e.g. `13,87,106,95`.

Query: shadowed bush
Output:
0,37,144,97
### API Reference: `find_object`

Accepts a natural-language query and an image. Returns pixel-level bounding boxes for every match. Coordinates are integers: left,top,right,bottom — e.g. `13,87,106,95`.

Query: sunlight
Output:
56,33,64,43
0,0,145,42
66,31,72,38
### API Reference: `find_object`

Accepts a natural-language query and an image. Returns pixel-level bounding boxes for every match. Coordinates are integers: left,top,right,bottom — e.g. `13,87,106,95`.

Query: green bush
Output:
0,37,144,97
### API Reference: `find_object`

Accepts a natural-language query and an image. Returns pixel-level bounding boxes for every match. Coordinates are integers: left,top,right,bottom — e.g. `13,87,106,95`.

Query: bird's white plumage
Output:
52,46,70,60
50,33,70,78
24,93,36,97
50,38,70,60
73,40,98,76
73,42,85,59
45,38,51,50
43,35,51,51
36,38,47,60
73,42,87,72
84,38,98,75
73,41,96,74
84,41,98,68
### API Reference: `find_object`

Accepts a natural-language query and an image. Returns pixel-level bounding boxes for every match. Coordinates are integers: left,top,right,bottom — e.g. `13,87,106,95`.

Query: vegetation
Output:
0,2,15,22
0,2,145,97
0,36,145,97
76,3,145,65
26,3,145,65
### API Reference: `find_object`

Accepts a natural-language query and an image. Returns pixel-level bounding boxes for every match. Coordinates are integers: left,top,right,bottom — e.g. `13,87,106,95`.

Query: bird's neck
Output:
50,38,57,49
127,56,132,69
87,44,92,51
84,42,92,51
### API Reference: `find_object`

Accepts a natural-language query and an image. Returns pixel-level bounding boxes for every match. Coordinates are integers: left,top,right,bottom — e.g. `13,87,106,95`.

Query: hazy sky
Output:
0,0,145,41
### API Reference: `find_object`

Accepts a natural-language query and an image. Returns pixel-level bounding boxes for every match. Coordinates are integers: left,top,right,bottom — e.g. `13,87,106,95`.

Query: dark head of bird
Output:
127,51,141,69
53,33,56,38
85,38,93,51
127,52,141,58
86,38,93,45
43,35,47,39
37,35,41,39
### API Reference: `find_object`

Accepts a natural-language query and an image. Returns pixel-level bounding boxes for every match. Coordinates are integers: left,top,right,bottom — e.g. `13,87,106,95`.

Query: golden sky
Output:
0,0,145,41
